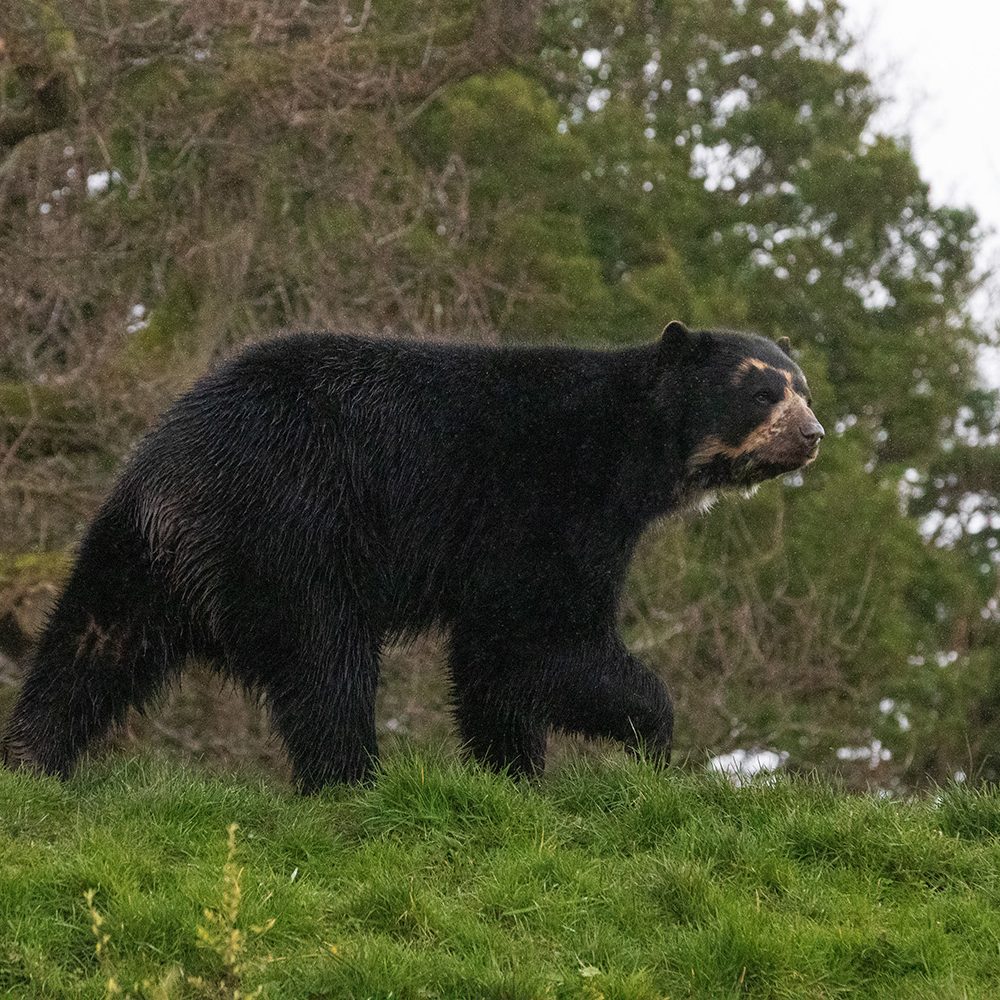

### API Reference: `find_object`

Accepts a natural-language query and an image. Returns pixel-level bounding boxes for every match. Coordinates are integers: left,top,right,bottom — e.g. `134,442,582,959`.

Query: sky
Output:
839,0,1000,386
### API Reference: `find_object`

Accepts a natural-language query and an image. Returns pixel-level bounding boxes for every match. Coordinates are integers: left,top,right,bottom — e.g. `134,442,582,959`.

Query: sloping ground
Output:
2,756,999,999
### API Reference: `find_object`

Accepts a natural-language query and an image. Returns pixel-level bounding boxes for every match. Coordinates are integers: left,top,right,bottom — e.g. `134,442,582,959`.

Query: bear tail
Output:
1,506,190,779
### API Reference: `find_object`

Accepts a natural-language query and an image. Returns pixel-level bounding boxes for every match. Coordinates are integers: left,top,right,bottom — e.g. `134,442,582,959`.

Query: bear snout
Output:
799,417,825,447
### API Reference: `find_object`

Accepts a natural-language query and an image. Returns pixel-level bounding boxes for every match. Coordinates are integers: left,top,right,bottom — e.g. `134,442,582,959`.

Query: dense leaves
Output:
0,0,996,788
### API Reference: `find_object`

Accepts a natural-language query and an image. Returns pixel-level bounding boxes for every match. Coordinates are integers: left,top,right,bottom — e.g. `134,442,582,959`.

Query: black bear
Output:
2,322,822,790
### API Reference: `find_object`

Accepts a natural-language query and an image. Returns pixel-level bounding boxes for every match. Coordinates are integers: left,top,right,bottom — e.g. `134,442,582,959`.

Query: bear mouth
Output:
736,443,819,483
798,442,821,467
686,431,820,490
763,436,821,470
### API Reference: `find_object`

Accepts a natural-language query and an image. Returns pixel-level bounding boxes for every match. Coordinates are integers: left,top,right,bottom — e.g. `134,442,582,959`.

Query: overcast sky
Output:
839,0,1000,386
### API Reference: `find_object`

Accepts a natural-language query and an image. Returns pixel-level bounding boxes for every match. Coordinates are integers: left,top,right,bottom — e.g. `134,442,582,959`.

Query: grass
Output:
1,754,1000,999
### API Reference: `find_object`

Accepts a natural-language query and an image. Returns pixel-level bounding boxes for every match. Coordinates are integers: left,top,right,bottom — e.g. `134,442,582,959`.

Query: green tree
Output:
1,0,996,787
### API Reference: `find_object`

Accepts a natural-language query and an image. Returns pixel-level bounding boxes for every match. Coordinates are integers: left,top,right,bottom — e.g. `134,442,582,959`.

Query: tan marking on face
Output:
732,357,770,383
689,387,814,468
732,358,794,387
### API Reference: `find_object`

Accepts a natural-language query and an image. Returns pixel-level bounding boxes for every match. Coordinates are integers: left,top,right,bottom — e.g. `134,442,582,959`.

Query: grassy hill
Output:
2,755,1000,999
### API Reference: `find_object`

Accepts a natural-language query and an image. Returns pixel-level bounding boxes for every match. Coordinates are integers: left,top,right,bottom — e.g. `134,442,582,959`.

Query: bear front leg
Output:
536,632,674,765
447,637,548,778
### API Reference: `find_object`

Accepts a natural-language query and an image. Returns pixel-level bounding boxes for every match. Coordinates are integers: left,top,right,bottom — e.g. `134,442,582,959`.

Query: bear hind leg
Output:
251,620,381,793
2,578,189,778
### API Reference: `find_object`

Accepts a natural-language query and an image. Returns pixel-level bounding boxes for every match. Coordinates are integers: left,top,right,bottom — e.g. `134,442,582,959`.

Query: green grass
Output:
2,755,1000,999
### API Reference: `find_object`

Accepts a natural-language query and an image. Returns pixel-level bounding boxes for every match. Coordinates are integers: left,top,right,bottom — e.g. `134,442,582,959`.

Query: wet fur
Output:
2,328,816,790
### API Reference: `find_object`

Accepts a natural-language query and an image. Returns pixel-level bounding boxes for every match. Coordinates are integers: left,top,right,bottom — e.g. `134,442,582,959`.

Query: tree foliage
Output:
0,0,996,788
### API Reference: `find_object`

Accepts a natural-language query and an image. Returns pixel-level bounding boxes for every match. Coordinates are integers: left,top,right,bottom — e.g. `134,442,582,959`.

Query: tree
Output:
1,0,996,787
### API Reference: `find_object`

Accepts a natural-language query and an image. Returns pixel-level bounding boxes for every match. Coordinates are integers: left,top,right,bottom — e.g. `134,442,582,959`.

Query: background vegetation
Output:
1,0,998,790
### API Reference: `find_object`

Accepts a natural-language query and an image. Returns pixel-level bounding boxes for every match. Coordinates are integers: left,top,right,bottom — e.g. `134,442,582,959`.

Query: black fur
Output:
2,326,819,790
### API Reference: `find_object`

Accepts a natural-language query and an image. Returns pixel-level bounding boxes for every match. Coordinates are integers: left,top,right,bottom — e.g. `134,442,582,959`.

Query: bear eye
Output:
754,389,778,405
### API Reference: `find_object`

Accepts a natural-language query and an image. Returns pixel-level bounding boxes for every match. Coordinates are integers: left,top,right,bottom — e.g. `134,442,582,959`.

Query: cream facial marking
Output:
732,357,793,387
688,385,814,468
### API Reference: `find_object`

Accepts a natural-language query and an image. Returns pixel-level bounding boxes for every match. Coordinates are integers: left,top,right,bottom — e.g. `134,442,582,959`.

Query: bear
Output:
2,321,823,791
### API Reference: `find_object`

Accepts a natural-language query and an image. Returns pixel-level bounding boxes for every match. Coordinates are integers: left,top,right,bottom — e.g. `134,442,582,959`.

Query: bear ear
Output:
659,320,703,363
662,320,693,344
776,336,792,358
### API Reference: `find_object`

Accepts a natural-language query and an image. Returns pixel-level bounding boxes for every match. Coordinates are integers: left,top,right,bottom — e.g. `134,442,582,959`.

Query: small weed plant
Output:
78,822,273,999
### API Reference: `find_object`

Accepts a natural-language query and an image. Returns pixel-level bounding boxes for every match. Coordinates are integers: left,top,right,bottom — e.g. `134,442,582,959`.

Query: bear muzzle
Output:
753,400,824,471
795,411,825,462
687,392,823,483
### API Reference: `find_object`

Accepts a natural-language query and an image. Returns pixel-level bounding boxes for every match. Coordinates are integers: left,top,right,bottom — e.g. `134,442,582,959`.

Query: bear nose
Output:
800,419,825,445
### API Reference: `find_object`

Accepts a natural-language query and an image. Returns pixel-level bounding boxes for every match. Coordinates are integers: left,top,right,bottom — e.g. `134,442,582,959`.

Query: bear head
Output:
655,320,824,495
